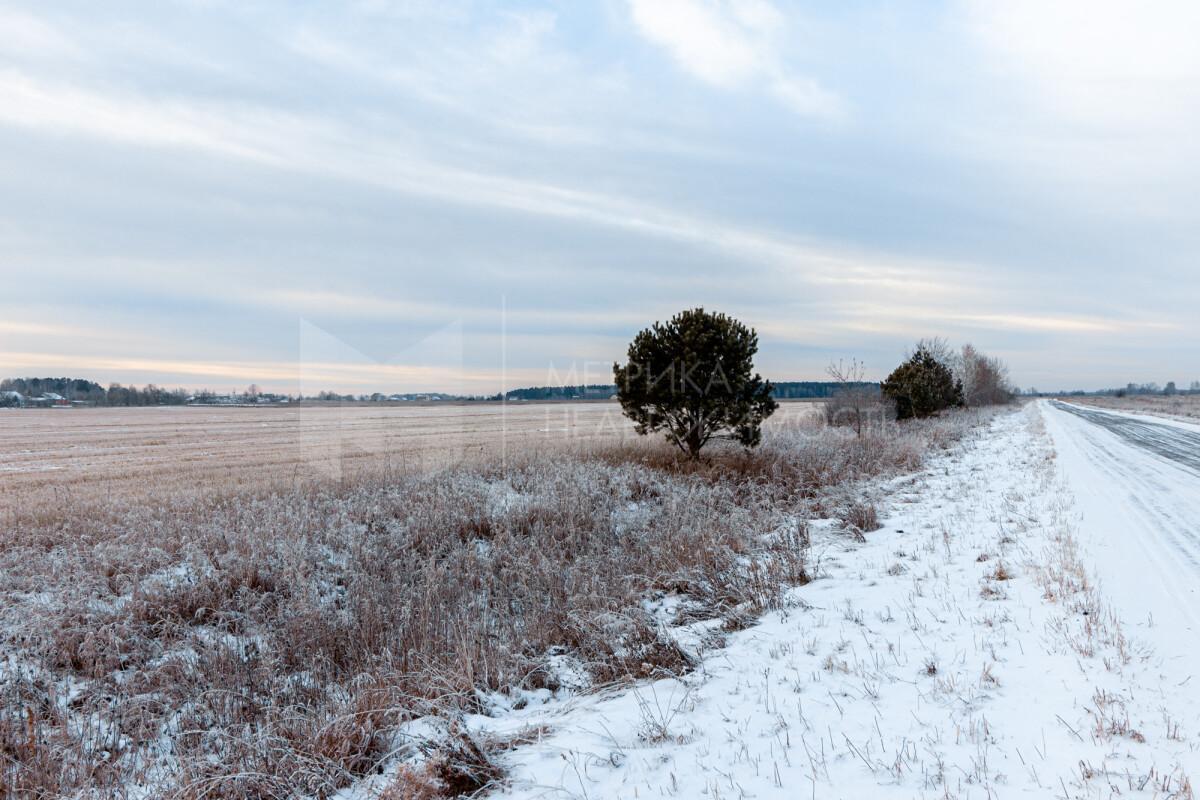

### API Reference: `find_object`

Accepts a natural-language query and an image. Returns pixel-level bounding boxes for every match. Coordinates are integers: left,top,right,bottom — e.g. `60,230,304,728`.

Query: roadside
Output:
1043,399,1200,684
1072,395,1200,426
437,402,1197,799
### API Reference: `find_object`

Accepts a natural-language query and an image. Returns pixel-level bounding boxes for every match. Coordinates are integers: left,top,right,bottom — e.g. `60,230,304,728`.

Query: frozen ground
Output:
372,401,1198,799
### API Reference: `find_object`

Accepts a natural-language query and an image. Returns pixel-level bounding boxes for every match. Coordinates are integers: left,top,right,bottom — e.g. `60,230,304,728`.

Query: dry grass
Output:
0,405,976,798
0,401,823,511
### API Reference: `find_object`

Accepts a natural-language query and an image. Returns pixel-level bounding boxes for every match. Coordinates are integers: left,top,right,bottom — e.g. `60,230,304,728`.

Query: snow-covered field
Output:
380,401,1196,799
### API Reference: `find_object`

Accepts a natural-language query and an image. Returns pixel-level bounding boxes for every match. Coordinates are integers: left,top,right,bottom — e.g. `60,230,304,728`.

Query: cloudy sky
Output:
2,0,1197,394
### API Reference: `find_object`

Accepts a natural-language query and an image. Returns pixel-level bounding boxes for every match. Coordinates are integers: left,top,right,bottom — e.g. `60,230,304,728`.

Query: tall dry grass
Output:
0,410,980,799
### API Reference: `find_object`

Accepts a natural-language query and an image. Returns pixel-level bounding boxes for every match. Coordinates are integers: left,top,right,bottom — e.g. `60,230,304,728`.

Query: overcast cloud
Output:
2,0,1197,393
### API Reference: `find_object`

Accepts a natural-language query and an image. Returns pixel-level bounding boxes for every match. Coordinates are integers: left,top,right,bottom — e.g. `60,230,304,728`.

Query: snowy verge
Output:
422,403,1196,799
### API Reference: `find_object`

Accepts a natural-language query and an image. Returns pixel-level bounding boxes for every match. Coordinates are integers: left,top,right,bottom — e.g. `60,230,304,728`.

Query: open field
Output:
0,401,822,509
0,400,954,799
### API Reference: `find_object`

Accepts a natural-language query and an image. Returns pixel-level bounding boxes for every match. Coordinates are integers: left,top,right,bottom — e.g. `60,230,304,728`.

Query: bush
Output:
613,308,777,458
822,358,886,436
881,344,964,419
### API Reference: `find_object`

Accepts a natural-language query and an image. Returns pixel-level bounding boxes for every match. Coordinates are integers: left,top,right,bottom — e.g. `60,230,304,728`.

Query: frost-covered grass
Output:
0,411,978,799
483,403,1197,800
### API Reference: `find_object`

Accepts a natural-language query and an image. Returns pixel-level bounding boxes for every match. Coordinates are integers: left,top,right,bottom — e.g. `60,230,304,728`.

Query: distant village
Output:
0,386,460,408
0,377,487,408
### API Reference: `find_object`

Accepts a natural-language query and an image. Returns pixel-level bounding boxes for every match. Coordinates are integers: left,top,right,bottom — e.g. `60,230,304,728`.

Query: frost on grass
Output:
485,404,1196,800
0,412,973,798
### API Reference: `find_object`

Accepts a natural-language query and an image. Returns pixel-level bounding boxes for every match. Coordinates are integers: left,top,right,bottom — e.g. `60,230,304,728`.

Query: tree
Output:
1164,381,1177,396
881,343,964,419
957,344,1014,407
613,308,777,458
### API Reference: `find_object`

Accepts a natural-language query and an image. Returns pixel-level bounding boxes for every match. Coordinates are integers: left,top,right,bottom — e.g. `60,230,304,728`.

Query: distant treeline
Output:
498,381,878,402
773,381,879,399
3,376,880,407
1024,381,1200,398
1,377,193,406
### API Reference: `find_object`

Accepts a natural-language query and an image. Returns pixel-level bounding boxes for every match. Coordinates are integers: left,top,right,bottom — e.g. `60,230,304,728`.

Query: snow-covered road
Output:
1049,400,1200,475
1044,399,1200,660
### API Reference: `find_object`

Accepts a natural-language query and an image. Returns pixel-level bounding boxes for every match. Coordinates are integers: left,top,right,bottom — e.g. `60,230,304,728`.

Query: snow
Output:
1044,399,1200,669
1058,400,1200,437
452,402,1198,799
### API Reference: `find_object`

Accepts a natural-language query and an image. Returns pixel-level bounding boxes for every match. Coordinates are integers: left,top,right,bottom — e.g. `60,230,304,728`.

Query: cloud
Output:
626,0,841,117
0,349,517,393
1,3,1197,391
959,0,1200,186
0,9,80,60
0,67,933,303
964,0,1200,123
0,70,286,164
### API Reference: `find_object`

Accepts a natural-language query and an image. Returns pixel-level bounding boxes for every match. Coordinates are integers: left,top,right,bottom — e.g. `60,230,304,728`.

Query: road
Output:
1049,399,1200,474
1043,399,1200,654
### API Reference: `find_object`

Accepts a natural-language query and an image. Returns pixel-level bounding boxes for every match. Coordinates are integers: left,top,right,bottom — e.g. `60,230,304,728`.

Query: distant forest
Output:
498,382,879,401
3,376,879,406
13,376,1193,408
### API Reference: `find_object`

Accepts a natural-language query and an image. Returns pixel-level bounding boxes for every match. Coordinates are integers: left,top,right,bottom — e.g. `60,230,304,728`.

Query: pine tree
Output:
614,308,777,457
881,345,964,419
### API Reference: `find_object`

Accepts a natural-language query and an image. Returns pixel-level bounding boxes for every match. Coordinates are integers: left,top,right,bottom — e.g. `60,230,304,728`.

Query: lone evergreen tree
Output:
881,344,964,419
613,308,777,457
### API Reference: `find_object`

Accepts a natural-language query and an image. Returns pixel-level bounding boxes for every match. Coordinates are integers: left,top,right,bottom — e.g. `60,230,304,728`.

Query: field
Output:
2,398,887,799
0,401,820,509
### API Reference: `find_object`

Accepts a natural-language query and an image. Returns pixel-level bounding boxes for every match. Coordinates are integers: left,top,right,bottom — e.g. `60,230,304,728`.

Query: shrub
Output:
613,308,777,458
882,344,964,419
823,358,886,436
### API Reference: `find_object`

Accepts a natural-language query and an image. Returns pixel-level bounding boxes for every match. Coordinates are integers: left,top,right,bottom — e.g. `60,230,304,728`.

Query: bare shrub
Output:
824,358,889,434
841,500,881,535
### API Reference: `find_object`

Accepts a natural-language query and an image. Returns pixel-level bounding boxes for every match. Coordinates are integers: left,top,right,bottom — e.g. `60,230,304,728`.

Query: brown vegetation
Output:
0,404,976,798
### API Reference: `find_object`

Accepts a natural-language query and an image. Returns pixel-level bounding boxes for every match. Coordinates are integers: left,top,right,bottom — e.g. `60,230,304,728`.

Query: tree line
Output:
3,315,1015,441
498,381,874,402
613,309,1016,457
0,377,197,406
0,378,236,406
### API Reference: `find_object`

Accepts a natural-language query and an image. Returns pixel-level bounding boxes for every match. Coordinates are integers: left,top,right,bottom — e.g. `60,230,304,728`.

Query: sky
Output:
2,0,1198,394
